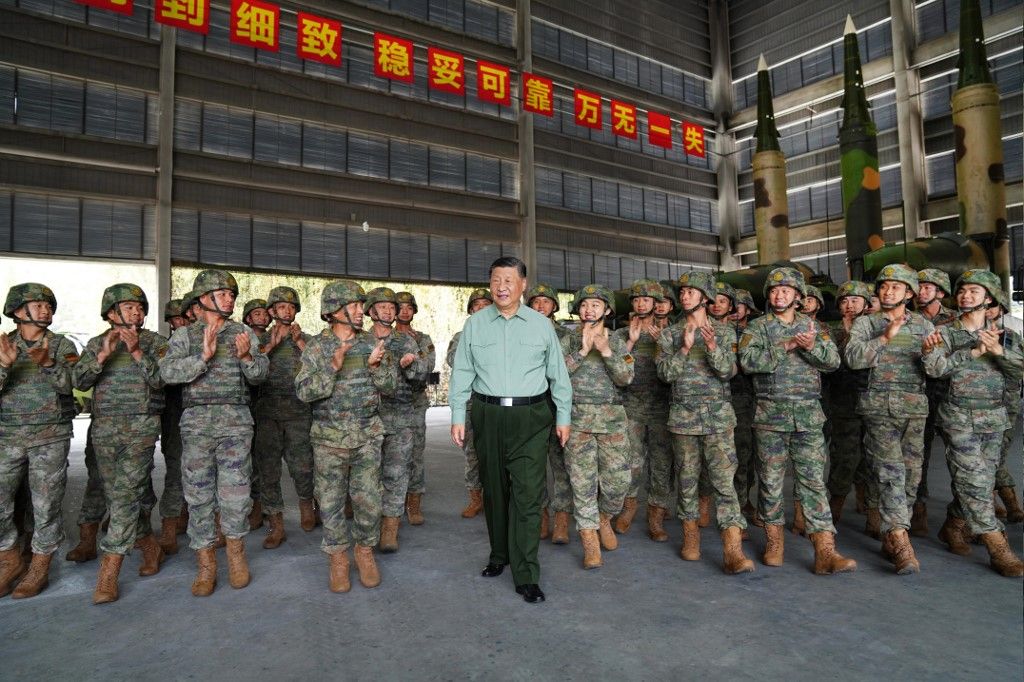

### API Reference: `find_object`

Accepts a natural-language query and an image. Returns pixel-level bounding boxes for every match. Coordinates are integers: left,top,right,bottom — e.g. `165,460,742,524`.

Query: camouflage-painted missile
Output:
752,54,790,263
864,232,989,286
839,15,884,282
952,0,1009,295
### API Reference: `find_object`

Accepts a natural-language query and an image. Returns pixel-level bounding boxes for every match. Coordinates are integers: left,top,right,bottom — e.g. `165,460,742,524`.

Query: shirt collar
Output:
485,302,528,322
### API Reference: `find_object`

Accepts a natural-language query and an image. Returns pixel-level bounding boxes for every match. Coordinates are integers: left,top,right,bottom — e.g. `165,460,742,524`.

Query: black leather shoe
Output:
515,583,545,603
481,563,505,577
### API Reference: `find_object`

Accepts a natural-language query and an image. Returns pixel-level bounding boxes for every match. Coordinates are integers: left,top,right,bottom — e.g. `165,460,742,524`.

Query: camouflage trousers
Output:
733,405,756,507
92,416,159,555
0,438,70,555
673,431,746,531
180,421,253,551
916,391,949,503
943,428,1004,535
381,427,414,517
159,412,185,519
995,408,1020,490
314,437,383,553
541,428,573,513
407,409,428,494
564,428,630,530
754,429,836,534
625,418,673,508
462,406,481,491
254,416,315,515
862,416,925,533
826,416,864,498
78,422,156,529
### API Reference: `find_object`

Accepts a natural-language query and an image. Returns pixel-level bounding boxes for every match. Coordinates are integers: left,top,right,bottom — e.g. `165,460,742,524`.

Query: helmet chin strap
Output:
709,310,730,321
13,310,51,328
681,300,706,316
199,293,232,319
958,301,990,314
328,307,361,330
110,303,143,330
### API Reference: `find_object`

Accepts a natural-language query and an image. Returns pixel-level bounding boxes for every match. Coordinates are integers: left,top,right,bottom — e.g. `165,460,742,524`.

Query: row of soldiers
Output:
448,266,1022,576
0,270,436,601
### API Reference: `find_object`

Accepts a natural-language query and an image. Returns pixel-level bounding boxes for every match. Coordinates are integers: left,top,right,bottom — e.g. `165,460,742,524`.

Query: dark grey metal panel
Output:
390,231,431,281
347,225,389,278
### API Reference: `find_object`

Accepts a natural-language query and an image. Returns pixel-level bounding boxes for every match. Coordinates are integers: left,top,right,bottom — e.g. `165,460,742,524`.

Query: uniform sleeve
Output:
799,326,841,373
400,335,426,382
562,333,583,375
295,338,335,403
994,330,1024,382
240,328,269,385
844,316,886,370
43,335,78,395
923,326,974,378
738,321,782,375
449,319,476,425
708,325,737,380
655,327,687,383
545,322,573,427
370,348,399,397
603,334,635,387
138,332,168,391
72,335,106,391
445,332,460,369
419,333,436,374
159,327,206,385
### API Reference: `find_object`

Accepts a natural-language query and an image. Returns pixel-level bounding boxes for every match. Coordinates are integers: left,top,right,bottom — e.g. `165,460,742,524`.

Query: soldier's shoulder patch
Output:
739,334,752,349
731,343,738,353
820,332,831,342
624,354,634,364
427,344,435,352
64,353,80,364
158,347,168,358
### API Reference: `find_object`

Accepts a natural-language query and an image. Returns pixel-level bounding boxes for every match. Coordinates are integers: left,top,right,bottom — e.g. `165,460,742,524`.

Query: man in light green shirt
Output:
450,257,572,604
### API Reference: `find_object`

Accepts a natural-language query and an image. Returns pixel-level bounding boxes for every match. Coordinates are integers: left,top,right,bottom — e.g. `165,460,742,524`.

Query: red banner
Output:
155,0,210,33
648,111,673,149
611,101,637,139
574,89,602,130
428,47,465,95
521,73,554,116
374,32,414,82
682,121,705,157
476,61,511,106
296,12,342,66
76,0,133,15
229,0,279,51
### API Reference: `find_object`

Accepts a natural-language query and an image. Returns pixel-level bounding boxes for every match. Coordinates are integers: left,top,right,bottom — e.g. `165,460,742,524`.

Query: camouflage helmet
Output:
713,280,737,304
363,286,397,314
466,288,493,313
526,283,560,313
875,263,920,296
100,283,149,320
627,279,665,302
659,285,678,309
917,268,951,296
395,291,418,314
267,286,301,313
4,283,57,319
803,285,824,307
734,288,759,314
954,269,1003,306
677,271,717,302
571,284,615,316
763,266,806,298
242,299,268,322
163,298,186,321
320,280,365,320
191,269,239,300
836,281,872,304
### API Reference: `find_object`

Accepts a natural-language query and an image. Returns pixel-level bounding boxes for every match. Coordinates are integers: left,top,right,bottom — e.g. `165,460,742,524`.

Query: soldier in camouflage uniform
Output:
73,284,168,603
158,298,190,555
0,283,78,599
242,298,269,530
801,285,824,320
253,286,316,550
986,289,1024,523
924,269,1023,577
395,291,436,527
296,280,396,592
845,264,941,575
561,285,633,569
527,283,571,542
658,271,754,574
364,287,425,554
447,289,493,518
729,289,759,524
739,267,856,575
64,422,106,563
243,299,270,336
613,279,673,542
159,270,269,596
653,286,677,328
911,269,956,535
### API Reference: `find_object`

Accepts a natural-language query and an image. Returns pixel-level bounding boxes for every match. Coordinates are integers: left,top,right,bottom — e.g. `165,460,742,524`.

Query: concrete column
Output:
516,0,538,283
155,27,176,336
709,0,741,271
890,0,927,241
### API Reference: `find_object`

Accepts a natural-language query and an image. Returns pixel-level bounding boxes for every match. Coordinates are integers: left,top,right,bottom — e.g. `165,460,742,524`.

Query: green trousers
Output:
471,397,552,587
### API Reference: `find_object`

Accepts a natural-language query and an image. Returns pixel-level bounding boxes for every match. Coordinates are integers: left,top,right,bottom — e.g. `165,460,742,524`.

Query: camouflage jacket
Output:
923,306,957,327
158,320,268,410
656,319,736,435
551,318,570,340
925,318,1024,433
254,328,312,421
1001,326,1023,417
374,329,426,431
823,319,860,414
845,311,939,419
613,325,669,423
295,329,398,448
400,328,436,411
73,328,167,420
727,321,755,411
739,311,838,432
561,328,633,433
0,329,77,442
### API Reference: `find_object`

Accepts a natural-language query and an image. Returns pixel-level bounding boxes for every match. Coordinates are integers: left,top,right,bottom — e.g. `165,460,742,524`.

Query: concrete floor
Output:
1,408,1021,680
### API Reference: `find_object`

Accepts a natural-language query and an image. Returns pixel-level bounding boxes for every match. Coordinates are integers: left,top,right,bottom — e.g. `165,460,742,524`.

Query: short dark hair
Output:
489,256,527,279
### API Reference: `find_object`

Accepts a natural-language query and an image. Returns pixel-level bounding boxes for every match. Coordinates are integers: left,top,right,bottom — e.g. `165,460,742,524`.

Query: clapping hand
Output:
399,352,417,368
922,330,944,354
201,319,222,362
978,323,1005,357
699,323,717,351
119,326,140,355
882,314,908,342
0,333,18,368
234,333,252,361
368,340,386,368
792,321,817,351
26,336,53,368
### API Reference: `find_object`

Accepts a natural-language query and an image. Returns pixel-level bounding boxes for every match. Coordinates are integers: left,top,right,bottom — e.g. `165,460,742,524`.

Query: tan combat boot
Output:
299,498,317,532
809,532,857,575
540,507,550,540
406,493,424,526
697,496,711,528
993,491,1007,519
0,548,27,598
997,487,1024,524
721,527,754,574
158,517,179,555
579,529,602,569
551,512,570,545
248,499,264,530
886,529,920,575
226,538,250,589
979,531,1024,577
864,508,881,540
175,506,189,535
191,547,217,597
829,495,846,525
65,522,99,563
329,551,351,593
614,497,638,534
263,513,286,549
461,489,483,518
93,553,124,605
379,516,400,553
136,534,165,577
938,515,972,556
910,501,929,536
762,524,784,567
791,500,806,536
213,512,226,549
354,545,381,587
854,482,866,514
598,513,618,551
647,505,668,542
11,553,53,599
680,520,700,561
